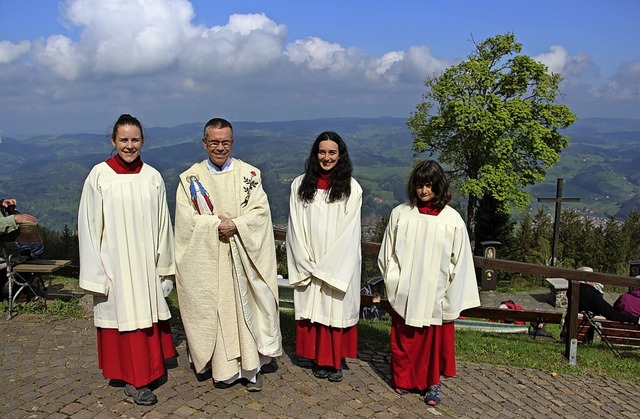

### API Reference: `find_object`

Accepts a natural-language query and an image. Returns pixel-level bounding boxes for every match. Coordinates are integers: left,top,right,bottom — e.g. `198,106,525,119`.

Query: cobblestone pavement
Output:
1,292,640,418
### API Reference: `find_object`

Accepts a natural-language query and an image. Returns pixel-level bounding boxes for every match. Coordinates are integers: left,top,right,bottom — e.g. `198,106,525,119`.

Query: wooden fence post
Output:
565,280,580,365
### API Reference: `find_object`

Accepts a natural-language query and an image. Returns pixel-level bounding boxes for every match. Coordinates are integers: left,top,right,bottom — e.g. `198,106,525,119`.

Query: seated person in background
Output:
613,282,640,317
0,198,43,257
577,266,640,325
1,198,42,296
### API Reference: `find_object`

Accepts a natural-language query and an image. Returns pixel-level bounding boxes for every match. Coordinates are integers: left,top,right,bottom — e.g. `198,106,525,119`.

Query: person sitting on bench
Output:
1,198,38,235
1,198,44,298
613,281,640,318
577,266,640,325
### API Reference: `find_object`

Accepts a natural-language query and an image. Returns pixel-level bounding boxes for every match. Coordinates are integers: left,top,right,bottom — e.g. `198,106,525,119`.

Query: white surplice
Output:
378,203,480,327
78,162,175,331
286,175,362,328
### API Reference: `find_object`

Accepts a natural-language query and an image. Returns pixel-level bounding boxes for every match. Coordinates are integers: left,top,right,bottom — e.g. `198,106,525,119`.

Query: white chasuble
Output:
175,159,282,380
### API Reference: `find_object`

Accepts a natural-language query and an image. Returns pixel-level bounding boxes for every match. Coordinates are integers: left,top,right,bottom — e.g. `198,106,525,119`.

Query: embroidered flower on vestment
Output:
241,171,258,207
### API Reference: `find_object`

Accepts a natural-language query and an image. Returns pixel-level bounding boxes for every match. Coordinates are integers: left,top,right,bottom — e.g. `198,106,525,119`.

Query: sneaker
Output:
424,385,442,406
313,366,330,379
213,380,234,389
261,359,279,374
246,373,263,392
124,384,158,406
327,369,343,382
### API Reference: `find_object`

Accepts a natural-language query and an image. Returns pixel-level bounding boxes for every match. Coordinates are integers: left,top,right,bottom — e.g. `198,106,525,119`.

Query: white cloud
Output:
13,0,445,87
534,46,640,110
183,13,287,76
286,36,385,84
56,0,195,77
32,35,85,80
595,60,640,101
286,36,348,71
534,45,593,78
403,46,450,80
33,1,289,80
3,0,636,135
0,40,31,64
373,51,404,77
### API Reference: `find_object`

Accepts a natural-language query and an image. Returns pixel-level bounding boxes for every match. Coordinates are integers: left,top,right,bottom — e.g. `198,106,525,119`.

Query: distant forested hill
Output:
0,116,639,231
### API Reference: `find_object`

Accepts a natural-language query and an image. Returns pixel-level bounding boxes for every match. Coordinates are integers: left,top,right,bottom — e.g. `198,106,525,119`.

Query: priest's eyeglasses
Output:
203,139,233,148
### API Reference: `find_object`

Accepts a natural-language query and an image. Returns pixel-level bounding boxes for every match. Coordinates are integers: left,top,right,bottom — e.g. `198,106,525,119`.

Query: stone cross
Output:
537,178,580,266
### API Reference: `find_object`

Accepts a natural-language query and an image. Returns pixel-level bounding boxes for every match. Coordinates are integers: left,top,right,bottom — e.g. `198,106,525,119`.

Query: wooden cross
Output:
537,178,580,266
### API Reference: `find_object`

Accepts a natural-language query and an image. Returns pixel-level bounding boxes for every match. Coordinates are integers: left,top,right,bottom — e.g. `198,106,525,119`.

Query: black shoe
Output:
313,367,330,379
214,380,234,389
261,359,279,374
124,384,158,406
328,369,343,382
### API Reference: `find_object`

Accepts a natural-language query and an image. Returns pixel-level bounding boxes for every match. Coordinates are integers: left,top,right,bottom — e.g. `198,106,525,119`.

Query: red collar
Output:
106,155,143,174
417,201,442,216
317,172,331,190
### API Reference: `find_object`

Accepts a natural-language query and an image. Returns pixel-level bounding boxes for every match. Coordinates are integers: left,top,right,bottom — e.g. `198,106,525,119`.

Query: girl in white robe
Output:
287,131,362,383
78,114,176,406
378,160,480,407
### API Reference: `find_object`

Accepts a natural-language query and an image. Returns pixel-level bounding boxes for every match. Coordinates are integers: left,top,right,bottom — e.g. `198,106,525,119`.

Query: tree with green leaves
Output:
408,33,577,242
602,217,629,275
622,210,640,262
474,195,515,257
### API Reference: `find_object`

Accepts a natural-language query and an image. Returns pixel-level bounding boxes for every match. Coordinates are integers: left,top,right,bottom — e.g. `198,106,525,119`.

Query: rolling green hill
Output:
1,116,638,231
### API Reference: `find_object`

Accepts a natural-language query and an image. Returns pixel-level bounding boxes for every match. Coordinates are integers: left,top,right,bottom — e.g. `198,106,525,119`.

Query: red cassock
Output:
296,319,358,369
390,310,456,392
97,321,176,387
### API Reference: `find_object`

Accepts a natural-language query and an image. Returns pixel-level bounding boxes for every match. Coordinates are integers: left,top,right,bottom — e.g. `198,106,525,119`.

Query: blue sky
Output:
1,0,639,136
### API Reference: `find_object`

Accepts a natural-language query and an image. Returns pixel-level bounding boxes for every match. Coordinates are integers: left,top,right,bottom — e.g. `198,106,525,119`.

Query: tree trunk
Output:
466,194,478,251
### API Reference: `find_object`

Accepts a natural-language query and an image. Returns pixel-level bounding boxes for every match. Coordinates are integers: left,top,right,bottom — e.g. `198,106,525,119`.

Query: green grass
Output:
46,275,84,293
1,298,85,319
456,324,640,382
495,276,547,292
1,275,86,319
281,310,640,382
18,276,640,383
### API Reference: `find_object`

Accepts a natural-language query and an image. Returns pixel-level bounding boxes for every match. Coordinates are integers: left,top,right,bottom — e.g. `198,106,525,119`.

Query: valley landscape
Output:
1,116,639,232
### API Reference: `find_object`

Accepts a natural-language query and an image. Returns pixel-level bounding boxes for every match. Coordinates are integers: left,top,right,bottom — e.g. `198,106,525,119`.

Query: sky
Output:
1,0,639,137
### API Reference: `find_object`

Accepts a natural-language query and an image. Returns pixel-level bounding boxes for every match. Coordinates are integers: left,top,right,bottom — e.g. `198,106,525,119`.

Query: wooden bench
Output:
576,313,640,348
279,281,565,331
361,294,564,333
1,223,72,319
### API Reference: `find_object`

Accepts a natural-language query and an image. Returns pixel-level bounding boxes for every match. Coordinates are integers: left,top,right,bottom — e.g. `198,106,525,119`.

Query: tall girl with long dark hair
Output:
286,131,362,382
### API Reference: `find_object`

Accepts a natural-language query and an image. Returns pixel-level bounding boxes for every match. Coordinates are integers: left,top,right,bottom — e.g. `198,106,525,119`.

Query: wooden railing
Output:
273,228,640,365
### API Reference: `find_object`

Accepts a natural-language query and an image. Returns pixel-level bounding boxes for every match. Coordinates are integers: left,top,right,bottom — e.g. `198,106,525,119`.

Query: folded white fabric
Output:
161,279,174,297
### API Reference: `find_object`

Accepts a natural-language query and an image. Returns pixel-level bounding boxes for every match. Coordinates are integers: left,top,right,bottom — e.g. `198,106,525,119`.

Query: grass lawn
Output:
9,275,639,383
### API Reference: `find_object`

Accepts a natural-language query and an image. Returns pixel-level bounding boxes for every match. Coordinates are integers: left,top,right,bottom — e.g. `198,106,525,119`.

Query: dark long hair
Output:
406,160,452,209
298,131,352,203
